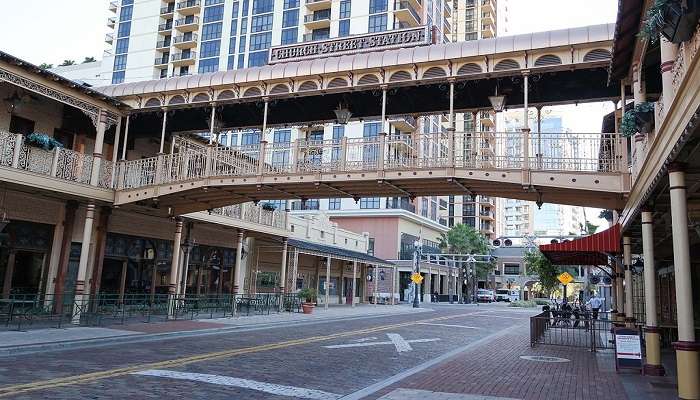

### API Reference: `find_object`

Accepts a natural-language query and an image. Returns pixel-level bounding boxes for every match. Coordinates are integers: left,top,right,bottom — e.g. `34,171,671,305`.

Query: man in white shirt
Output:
586,292,604,319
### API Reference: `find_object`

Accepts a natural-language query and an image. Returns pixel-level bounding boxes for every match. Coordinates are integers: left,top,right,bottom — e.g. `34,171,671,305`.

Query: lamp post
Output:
467,255,477,304
412,240,421,308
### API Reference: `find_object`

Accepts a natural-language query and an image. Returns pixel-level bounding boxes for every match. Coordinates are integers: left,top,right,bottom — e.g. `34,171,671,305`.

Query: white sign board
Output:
615,334,642,359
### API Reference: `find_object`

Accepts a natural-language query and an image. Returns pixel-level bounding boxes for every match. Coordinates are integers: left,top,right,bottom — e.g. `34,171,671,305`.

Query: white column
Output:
280,238,288,293
352,261,357,308
90,111,108,186
381,86,387,133
641,210,657,327
159,109,168,154
448,79,456,168
109,116,122,188
325,257,331,310
669,167,694,342
522,72,530,170
623,235,634,325
262,98,269,139
72,203,96,324
660,38,678,105
121,115,130,160
234,230,244,294
208,105,217,144
167,218,183,318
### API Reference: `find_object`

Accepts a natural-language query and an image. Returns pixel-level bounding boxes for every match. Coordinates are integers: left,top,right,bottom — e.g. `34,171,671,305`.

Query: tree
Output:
38,63,53,70
599,209,613,223
82,57,96,64
585,221,599,234
523,250,559,296
59,60,76,66
437,224,492,278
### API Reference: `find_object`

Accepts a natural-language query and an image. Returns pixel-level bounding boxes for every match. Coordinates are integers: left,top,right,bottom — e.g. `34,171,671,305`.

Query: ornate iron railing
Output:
208,203,286,230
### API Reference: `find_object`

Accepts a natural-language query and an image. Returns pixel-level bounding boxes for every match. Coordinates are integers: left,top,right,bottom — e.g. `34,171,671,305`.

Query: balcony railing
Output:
174,34,198,44
386,198,416,213
161,4,175,14
177,0,201,9
171,52,196,61
155,56,170,65
304,13,331,23
394,1,421,24
175,17,200,27
158,22,173,31
0,131,113,189
209,203,287,230
156,40,171,49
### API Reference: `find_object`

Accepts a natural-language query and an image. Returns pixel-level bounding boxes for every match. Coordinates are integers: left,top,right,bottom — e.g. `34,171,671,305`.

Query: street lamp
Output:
334,103,352,125
412,240,421,308
488,86,506,113
467,255,477,304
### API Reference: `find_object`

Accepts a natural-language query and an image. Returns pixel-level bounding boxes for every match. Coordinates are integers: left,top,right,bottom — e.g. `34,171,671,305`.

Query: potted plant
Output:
620,102,655,137
25,133,63,151
298,288,317,314
639,0,700,44
260,202,277,212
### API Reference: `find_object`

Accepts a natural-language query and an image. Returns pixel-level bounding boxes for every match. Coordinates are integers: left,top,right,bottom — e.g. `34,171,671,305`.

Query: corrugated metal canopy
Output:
288,239,393,266
97,24,615,97
539,224,621,266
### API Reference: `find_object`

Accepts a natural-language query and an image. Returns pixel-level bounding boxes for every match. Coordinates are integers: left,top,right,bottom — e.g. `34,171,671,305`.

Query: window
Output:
240,17,248,34
360,198,380,209
249,32,271,50
115,38,129,54
122,0,134,5
504,264,520,275
202,22,223,40
198,58,219,73
331,125,344,160
252,0,273,14
230,20,238,36
241,131,260,145
238,54,245,68
111,71,125,84
252,14,273,32
113,55,127,70
368,14,386,32
284,0,299,8
239,35,247,52
228,37,237,54
338,20,350,36
117,21,131,38
227,55,236,69
273,129,291,143
340,0,351,18
232,1,240,15
242,0,250,14
205,0,225,5
368,238,375,256
328,198,341,210
281,28,297,44
282,9,298,28
369,0,387,13
203,4,225,22
120,5,133,20
312,28,330,40
313,9,330,20
248,51,268,66
200,40,221,58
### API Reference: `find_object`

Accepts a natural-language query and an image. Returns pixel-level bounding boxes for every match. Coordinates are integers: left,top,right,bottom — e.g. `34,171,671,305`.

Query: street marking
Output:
324,333,439,352
387,333,413,352
133,369,340,400
0,311,483,397
416,323,481,329
353,337,378,343
377,388,521,400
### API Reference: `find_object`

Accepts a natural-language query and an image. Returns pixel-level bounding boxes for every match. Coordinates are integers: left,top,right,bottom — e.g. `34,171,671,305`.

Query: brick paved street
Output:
0,304,670,399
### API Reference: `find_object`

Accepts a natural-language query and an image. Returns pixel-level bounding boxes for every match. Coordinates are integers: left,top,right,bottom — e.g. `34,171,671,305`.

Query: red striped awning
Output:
539,224,620,265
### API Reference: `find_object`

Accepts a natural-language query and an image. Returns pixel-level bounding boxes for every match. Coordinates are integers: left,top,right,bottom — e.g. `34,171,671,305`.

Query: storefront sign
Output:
269,26,430,64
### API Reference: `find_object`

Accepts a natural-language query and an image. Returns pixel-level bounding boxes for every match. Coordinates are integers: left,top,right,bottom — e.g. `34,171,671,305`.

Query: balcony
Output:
175,16,200,31
444,2,451,17
388,116,417,131
394,1,421,27
481,23,495,38
107,16,116,28
443,19,452,34
303,13,331,29
302,32,331,42
105,33,114,44
481,0,494,13
154,56,169,66
109,1,118,12
161,4,176,16
156,40,171,50
305,0,332,11
481,11,494,25
158,21,173,32
173,33,198,49
171,51,196,66
207,203,287,231
177,0,201,14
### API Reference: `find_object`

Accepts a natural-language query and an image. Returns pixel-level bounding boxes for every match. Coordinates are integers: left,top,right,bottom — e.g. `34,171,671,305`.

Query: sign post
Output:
557,272,574,303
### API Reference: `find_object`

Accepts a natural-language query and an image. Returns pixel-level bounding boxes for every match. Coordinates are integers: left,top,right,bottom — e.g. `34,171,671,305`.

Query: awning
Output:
539,224,621,265
288,239,394,267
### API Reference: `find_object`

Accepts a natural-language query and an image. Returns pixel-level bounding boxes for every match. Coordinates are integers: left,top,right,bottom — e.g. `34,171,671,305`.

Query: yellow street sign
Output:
558,272,574,286
411,273,424,284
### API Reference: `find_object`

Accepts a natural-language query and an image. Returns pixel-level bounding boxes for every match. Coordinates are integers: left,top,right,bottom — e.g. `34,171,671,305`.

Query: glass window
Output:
368,14,386,32
117,21,131,38
282,9,298,28
239,35,247,52
249,32,271,50
328,198,341,210
248,50,268,67
230,19,238,35
272,149,289,167
238,54,245,68
363,122,380,137
206,0,225,4
360,198,380,209
331,125,344,160
111,71,125,84
273,130,291,143
338,19,350,36
241,131,261,145
203,4,225,22
281,28,297,45
251,14,273,32
122,0,134,5
120,5,133,20
228,37,237,54
252,0,273,14
202,22,223,40
313,9,331,20
312,28,330,40
113,54,127,70
198,58,219,73
227,55,236,69
340,0,351,18
241,17,248,34
232,1,240,15
115,38,129,54
200,40,221,58
369,0,387,13
284,0,299,8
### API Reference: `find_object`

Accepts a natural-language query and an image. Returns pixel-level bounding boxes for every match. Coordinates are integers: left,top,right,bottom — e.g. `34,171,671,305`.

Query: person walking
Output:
586,291,603,320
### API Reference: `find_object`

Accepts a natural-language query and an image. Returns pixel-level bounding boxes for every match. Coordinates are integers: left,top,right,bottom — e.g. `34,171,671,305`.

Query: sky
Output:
0,0,618,231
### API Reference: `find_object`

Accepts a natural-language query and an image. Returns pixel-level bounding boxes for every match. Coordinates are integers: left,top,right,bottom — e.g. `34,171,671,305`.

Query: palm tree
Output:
59,60,76,66
82,57,96,64
38,63,53,70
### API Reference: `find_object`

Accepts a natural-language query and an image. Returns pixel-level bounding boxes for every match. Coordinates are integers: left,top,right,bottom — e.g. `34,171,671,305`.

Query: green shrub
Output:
534,299,550,306
509,300,536,308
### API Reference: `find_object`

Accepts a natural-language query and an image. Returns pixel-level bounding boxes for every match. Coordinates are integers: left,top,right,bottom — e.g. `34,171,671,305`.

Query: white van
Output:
496,289,520,302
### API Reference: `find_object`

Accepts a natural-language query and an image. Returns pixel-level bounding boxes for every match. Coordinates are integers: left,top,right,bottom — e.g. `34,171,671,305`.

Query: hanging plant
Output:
639,0,670,43
25,133,63,151
639,0,700,44
620,102,655,137
260,202,277,211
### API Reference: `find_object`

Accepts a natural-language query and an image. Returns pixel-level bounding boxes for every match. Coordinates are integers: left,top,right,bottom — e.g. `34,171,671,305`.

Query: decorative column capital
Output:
668,162,687,173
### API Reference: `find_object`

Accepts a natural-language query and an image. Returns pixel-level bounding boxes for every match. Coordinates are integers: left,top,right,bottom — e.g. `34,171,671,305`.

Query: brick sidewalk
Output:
369,328,631,400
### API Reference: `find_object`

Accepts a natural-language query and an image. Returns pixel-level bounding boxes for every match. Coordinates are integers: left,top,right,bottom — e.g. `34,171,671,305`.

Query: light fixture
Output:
4,91,22,115
333,103,352,125
488,85,506,112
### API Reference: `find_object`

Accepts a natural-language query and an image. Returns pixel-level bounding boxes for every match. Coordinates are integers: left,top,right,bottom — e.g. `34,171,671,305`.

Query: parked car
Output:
496,289,511,302
477,289,494,303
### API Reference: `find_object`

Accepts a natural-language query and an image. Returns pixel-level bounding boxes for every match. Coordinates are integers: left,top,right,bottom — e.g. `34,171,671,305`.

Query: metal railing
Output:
208,203,287,230
177,0,201,9
0,293,302,331
530,309,616,352
174,33,198,44
159,22,173,31
171,51,196,61
114,131,626,191
175,17,200,27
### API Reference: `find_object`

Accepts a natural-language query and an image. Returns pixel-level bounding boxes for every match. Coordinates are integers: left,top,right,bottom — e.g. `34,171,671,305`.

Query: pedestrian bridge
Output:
113,131,629,214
